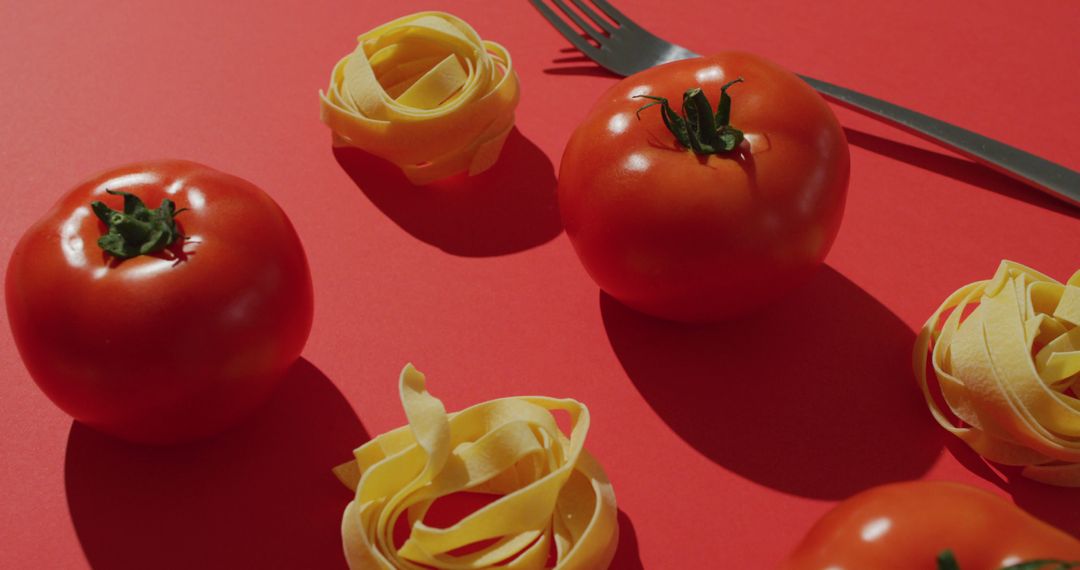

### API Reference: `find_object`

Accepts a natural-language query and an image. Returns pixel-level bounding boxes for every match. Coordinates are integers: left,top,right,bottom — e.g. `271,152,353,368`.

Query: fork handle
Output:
798,74,1080,208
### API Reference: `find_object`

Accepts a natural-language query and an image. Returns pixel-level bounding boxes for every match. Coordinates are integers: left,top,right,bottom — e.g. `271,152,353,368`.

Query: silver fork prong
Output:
528,0,604,59
568,0,616,33
551,0,607,44
587,0,630,25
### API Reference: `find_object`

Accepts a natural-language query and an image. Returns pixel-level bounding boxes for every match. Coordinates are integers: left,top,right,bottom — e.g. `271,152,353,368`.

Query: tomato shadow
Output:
844,127,1079,218
942,436,1080,536
332,127,563,257
601,265,944,500
65,358,368,570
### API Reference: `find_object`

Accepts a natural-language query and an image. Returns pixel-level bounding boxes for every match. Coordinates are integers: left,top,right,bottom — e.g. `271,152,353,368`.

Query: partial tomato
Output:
6,160,314,444
781,481,1080,570
558,52,849,322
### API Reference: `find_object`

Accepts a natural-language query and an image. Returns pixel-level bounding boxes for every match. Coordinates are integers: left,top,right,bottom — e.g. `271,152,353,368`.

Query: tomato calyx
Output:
937,549,1080,570
90,189,187,259
633,77,745,154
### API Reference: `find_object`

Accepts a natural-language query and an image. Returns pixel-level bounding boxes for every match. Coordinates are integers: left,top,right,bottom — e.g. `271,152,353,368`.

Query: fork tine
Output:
587,0,630,25
551,0,607,43
567,0,616,33
528,0,604,60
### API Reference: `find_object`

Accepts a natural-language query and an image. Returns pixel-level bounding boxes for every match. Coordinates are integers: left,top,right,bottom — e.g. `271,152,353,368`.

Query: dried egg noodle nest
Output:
333,365,618,569
319,12,519,185
914,261,1080,486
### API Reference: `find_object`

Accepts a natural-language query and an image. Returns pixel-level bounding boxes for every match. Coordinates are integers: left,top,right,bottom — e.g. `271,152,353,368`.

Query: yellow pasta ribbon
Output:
334,364,619,569
914,261,1080,486
319,12,520,185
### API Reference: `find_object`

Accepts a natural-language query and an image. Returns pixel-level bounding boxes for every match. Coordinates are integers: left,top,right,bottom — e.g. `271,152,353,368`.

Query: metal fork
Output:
529,0,1080,209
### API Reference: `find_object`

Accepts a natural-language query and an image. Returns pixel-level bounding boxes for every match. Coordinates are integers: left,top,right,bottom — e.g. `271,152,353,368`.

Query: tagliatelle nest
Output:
319,12,519,185
914,260,1080,486
334,364,618,569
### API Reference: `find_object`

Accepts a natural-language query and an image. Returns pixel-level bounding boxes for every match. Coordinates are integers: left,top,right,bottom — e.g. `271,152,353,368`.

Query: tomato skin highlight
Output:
6,160,314,444
780,481,1080,570
558,52,849,322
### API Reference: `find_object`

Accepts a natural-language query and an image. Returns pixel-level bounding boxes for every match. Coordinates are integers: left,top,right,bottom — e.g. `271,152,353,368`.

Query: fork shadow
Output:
845,127,1077,218
543,64,617,77
542,45,622,77
602,265,944,500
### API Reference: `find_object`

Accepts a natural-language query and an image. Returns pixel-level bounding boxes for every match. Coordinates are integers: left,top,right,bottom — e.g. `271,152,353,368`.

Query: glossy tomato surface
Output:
780,481,1080,570
5,160,314,444
558,52,849,322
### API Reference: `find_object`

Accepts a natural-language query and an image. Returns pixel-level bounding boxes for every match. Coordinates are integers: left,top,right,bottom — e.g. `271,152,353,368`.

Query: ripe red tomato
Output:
558,52,849,322
6,160,314,444
780,481,1080,569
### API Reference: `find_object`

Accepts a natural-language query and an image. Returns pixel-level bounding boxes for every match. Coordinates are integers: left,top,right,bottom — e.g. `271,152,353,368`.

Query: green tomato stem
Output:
633,78,745,155
937,548,1080,570
90,189,186,259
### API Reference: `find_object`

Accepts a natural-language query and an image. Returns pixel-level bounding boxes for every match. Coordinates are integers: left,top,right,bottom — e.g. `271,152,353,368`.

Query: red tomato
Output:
780,481,1080,569
6,160,314,444
558,52,849,322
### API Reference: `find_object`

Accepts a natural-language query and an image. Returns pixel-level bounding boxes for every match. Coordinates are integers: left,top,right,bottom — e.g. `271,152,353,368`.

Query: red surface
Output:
1,0,1078,568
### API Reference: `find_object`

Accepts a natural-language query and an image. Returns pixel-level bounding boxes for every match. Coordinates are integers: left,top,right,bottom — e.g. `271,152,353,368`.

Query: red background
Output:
2,0,1079,568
